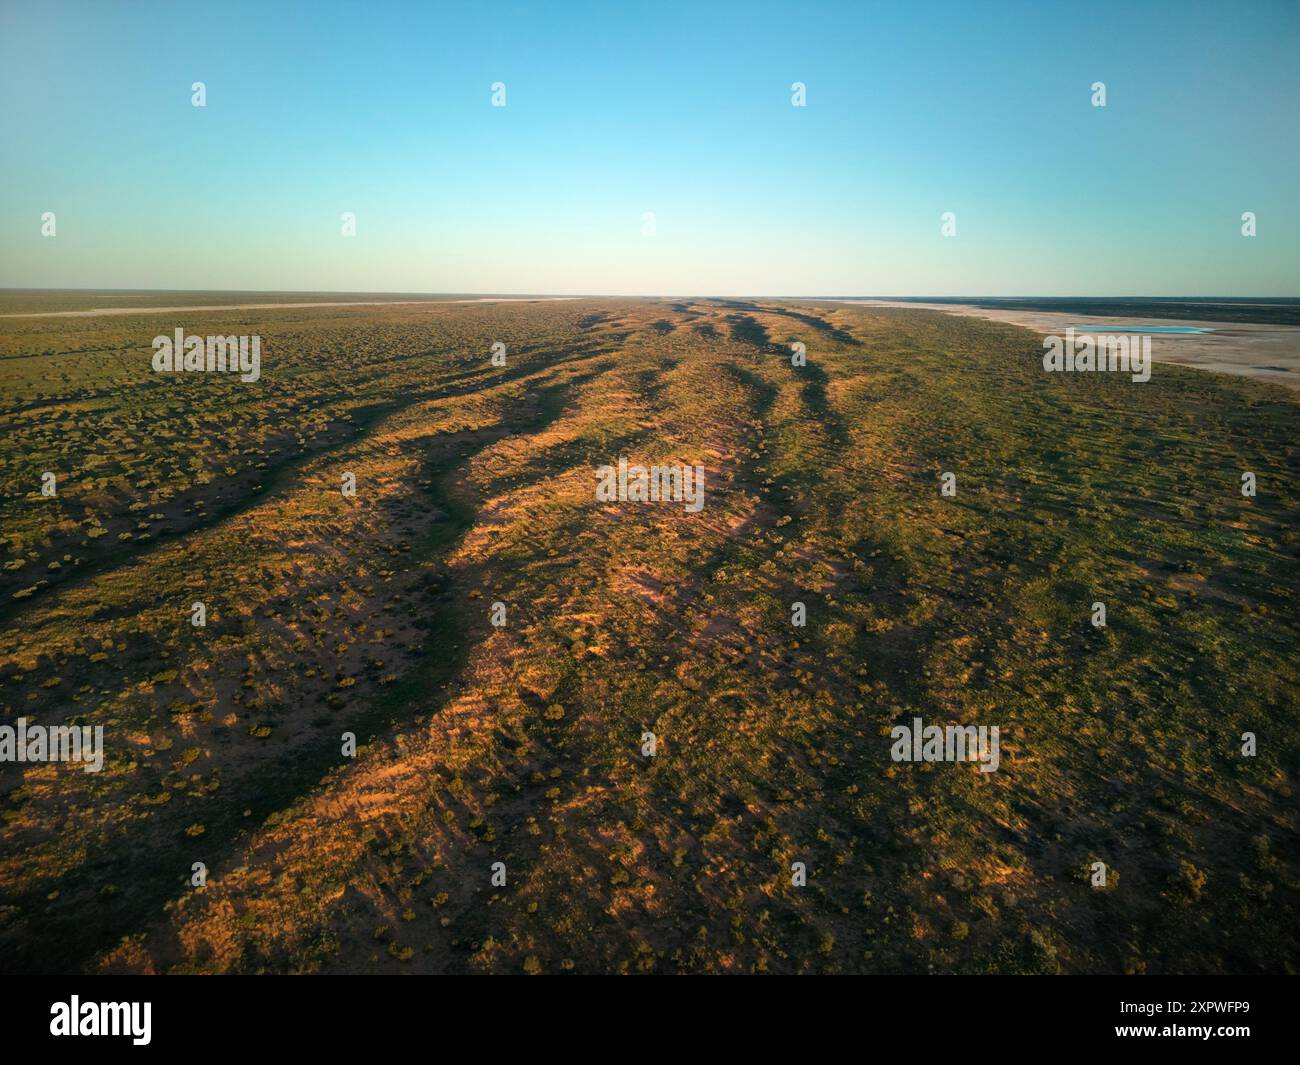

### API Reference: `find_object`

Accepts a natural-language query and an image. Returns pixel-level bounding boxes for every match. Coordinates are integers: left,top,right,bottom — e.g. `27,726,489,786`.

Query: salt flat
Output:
842,300,1300,392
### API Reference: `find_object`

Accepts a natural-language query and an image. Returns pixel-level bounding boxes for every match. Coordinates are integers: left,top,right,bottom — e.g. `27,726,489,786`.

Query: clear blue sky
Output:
1,0,1296,296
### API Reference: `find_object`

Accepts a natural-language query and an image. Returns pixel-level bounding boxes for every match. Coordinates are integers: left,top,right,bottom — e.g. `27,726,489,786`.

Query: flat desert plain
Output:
0,296,1296,974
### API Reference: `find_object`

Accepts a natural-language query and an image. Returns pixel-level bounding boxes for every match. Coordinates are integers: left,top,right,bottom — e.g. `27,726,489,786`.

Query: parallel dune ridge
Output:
0,298,1296,973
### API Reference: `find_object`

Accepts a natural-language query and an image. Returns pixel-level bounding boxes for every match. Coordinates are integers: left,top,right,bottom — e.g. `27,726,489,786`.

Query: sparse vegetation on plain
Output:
1,296,1296,974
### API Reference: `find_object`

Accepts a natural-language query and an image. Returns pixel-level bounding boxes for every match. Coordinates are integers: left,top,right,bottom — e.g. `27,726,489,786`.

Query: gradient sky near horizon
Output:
2,0,1297,297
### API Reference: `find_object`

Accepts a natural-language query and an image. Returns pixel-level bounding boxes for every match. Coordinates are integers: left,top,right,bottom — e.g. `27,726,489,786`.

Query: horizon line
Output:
3,287,1298,301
